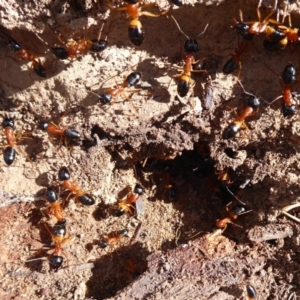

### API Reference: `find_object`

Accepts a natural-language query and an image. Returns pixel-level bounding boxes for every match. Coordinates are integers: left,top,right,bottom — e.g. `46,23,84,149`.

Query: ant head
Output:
64,129,80,140
99,92,112,105
39,121,49,131
100,241,108,248
184,39,199,53
233,22,254,41
90,39,108,53
134,185,143,195
282,63,296,85
172,0,183,6
115,209,125,217
78,194,95,206
282,104,296,118
33,65,47,78
126,72,141,87
119,229,128,237
58,166,71,181
52,223,67,237
2,118,14,129
45,187,58,203
223,124,239,139
124,0,138,3
247,96,260,108
49,255,64,272
8,37,21,52
231,205,246,216
51,47,69,60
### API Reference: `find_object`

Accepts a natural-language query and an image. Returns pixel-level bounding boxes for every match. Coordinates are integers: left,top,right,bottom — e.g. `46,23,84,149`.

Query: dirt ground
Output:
1,0,300,299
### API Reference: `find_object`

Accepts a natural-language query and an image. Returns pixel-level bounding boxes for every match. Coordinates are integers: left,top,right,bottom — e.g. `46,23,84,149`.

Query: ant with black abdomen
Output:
170,15,208,97
58,166,95,206
44,187,66,224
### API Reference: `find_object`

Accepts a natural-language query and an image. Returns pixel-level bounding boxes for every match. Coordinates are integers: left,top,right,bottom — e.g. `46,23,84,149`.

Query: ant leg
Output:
281,203,300,223
139,11,161,18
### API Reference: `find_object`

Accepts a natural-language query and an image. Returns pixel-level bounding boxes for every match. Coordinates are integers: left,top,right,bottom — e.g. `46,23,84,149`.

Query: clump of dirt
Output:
1,0,300,299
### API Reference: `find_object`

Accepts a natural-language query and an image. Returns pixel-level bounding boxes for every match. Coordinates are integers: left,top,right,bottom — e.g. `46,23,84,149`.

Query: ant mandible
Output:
215,202,251,232
100,229,128,248
108,0,162,46
265,63,297,117
223,81,260,139
8,37,47,78
39,121,80,148
92,72,142,105
45,187,66,224
1,118,25,165
171,15,208,97
58,166,95,206
50,23,108,60
115,185,143,216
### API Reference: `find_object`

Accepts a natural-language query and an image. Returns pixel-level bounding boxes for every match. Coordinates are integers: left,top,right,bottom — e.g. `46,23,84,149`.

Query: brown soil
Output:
1,0,300,299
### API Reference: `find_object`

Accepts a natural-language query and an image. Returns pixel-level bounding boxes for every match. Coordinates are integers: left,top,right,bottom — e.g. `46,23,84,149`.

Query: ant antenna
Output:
171,15,191,40
237,80,255,97
225,186,246,205
97,22,105,41
195,23,209,38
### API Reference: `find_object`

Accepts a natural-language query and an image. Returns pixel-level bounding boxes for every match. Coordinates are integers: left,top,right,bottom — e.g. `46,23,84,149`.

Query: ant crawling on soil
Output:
223,81,260,139
246,285,257,300
170,15,208,97
108,0,163,46
99,229,128,249
28,222,69,272
39,121,80,148
215,201,251,232
115,184,144,216
264,63,297,117
122,253,146,278
1,118,28,165
49,23,108,60
58,166,95,206
45,187,66,224
8,36,47,78
91,72,143,105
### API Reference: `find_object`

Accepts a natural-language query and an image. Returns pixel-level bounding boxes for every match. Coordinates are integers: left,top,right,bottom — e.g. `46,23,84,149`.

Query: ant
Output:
1,118,25,165
170,0,182,6
8,37,47,78
39,121,80,148
223,39,249,76
28,223,69,272
223,81,260,139
171,15,208,97
232,0,275,40
246,285,257,300
108,0,162,46
58,166,95,206
99,229,128,248
92,72,142,105
45,187,66,224
215,202,251,232
50,23,108,60
115,184,143,216
122,253,146,278
265,63,297,117
163,166,176,200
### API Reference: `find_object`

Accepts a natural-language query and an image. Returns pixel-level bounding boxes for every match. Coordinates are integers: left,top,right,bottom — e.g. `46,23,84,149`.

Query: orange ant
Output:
223,81,260,139
90,72,143,105
163,166,175,200
39,121,80,148
265,63,297,117
58,166,95,206
28,223,69,272
246,285,257,300
223,39,249,76
108,0,162,46
1,118,26,165
45,187,66,224
100,229,128,249
8,37,47,78
115,185,143,216
50,23,108,60
122,253,146,278
171,15,208,97
215,202,251,232
232,0,275,39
